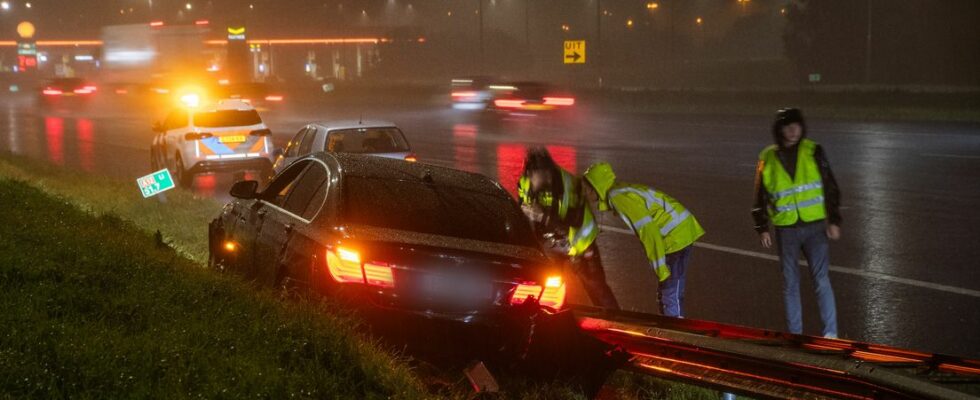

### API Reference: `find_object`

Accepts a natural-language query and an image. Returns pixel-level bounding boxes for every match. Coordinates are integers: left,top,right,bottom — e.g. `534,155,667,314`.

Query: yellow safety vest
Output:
518,169,598,257
607,183,705,281
759,138,827,226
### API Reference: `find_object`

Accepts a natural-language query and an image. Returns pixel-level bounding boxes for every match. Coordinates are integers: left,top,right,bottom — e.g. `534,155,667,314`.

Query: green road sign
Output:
137,169,176,198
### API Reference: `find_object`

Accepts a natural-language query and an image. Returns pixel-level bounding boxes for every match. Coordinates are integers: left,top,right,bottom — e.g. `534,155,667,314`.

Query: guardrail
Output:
571,306,980,399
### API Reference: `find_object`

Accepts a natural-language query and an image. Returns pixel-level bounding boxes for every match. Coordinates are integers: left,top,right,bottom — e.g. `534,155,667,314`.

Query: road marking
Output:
921,153,980,160
600,225,980,298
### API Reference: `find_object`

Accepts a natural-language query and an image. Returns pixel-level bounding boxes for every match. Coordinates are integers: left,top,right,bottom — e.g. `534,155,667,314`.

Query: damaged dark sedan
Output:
208,153,566,325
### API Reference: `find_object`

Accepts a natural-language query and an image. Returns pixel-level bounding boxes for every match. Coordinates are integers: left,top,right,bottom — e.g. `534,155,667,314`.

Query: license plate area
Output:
421,273,493,304
219,135,247,143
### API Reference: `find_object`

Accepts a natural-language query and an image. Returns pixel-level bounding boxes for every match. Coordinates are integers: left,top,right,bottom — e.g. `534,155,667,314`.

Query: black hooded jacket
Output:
752,118,842,232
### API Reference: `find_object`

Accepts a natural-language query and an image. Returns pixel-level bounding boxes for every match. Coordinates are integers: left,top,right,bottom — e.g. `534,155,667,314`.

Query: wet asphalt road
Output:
1,93,978,358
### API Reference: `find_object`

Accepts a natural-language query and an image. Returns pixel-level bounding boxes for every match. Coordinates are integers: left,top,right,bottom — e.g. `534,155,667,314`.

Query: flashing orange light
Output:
543,97,575,106
223,241,237,252
511,283,543,305
363,262,395,288
494,99,526,109
264,95,284,102
150,21,164,27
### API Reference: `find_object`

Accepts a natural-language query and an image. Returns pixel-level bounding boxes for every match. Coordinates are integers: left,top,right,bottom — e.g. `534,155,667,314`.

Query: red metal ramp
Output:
571,306,980,399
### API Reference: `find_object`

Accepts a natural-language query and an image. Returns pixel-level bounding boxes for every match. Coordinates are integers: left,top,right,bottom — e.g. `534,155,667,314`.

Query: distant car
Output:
272,120,415,175
212,81,286,110
209,153,566,326
450,76,495,109
150,99,274,187
39,78,97,103
488,82,576,113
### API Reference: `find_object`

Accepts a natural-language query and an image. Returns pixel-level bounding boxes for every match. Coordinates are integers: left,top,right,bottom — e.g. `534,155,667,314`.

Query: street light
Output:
646,2,658,10
1,2,10,10
185,2,192,10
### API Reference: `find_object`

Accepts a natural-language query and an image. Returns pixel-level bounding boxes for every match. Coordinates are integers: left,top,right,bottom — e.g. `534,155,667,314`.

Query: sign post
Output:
137,169,176,198
563,40,586,64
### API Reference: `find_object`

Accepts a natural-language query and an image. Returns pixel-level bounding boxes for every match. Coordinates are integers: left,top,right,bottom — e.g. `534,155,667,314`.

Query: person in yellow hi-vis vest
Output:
753,108,841,338
518,148,619,309
582,163,705,317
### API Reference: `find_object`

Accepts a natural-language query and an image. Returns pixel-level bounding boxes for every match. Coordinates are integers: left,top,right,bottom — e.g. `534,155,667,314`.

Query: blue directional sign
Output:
137,169,176,198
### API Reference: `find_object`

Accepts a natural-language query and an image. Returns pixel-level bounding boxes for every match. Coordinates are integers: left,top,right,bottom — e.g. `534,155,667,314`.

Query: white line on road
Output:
921,153,980,160
600,225,980,298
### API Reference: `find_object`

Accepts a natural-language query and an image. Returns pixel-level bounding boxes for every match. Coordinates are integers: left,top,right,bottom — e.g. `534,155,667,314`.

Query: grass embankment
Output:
0,153,732,399
0,178,426,398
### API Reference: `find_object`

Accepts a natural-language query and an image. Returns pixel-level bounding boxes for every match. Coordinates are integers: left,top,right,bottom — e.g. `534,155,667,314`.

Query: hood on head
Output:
583,162,616,210
772,108,807,146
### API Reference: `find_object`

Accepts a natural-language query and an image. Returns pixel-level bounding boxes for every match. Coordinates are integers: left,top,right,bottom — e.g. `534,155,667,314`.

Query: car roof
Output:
311,120,398,131
317,153,506,196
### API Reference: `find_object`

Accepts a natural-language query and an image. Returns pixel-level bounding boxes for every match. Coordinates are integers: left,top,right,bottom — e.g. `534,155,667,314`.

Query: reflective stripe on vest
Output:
611,187,690,236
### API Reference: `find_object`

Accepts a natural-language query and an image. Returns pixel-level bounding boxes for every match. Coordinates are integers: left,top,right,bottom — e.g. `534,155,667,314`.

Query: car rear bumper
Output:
190,157,273,174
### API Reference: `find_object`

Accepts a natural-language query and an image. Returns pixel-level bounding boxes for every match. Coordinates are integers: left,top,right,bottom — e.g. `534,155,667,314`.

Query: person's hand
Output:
759,231,773,249
826,224,841,240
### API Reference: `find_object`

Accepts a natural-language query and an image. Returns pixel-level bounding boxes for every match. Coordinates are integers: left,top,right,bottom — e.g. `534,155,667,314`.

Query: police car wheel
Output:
174,153,194,188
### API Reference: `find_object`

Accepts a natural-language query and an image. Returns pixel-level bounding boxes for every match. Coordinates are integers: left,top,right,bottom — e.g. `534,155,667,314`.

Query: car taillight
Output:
543,97,575,106
539,276,567,310
494,99,525,108
42,88,63,96
404,154,418,162
364,262,395,288
509,275,566,310
452,91,477,99
325,247,396,288
510,283,543,306
184,132,214,140
264,95,284,102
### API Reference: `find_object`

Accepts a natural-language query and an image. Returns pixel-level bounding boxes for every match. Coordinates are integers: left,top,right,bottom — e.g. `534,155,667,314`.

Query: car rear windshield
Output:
326,128,410,153
193,110,262,128
342,176,535,247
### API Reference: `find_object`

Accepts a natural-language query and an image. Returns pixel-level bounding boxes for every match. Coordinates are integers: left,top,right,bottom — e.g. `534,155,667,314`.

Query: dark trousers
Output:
658,245,693,317
775,222,838,337
570,246,621,310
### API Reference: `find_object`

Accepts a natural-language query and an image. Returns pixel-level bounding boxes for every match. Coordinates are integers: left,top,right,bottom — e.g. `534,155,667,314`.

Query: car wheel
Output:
149,145,161,170
174,153,194,188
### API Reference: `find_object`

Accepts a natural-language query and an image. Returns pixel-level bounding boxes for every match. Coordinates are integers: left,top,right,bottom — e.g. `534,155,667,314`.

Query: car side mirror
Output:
152,121,164,133
230,180,259,199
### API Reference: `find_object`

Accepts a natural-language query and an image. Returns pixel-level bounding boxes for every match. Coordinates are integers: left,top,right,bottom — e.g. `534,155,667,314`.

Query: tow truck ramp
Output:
572,306,980,399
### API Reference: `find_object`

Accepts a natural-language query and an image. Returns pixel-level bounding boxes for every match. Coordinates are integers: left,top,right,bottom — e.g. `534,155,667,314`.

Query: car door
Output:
275,162,332,290
241,160,311,279
253,160,330,287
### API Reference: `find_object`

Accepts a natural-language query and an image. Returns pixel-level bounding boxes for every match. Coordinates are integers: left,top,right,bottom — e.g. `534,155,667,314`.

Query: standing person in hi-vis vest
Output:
518,148,620,309
753,108,842,338
582,162,705,317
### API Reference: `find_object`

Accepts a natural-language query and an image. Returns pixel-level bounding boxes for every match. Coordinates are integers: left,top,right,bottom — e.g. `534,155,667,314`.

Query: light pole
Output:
864,0,872,84
595,0,601,87
478,0,484,74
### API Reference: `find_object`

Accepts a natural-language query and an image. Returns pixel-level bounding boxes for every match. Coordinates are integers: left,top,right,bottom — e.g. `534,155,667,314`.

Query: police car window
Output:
285,128,308,157
165,110,188,130
325,128,409,153
282,163,329,219
193,110,262,128
263,160,310,208
298,127,317,154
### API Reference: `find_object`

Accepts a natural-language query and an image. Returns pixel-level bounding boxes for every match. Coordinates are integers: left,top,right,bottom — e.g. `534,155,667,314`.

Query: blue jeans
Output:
658,246,693,317
775,222,838,337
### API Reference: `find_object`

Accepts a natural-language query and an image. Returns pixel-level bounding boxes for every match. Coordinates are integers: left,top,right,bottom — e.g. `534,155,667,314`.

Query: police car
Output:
150,98,274,187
